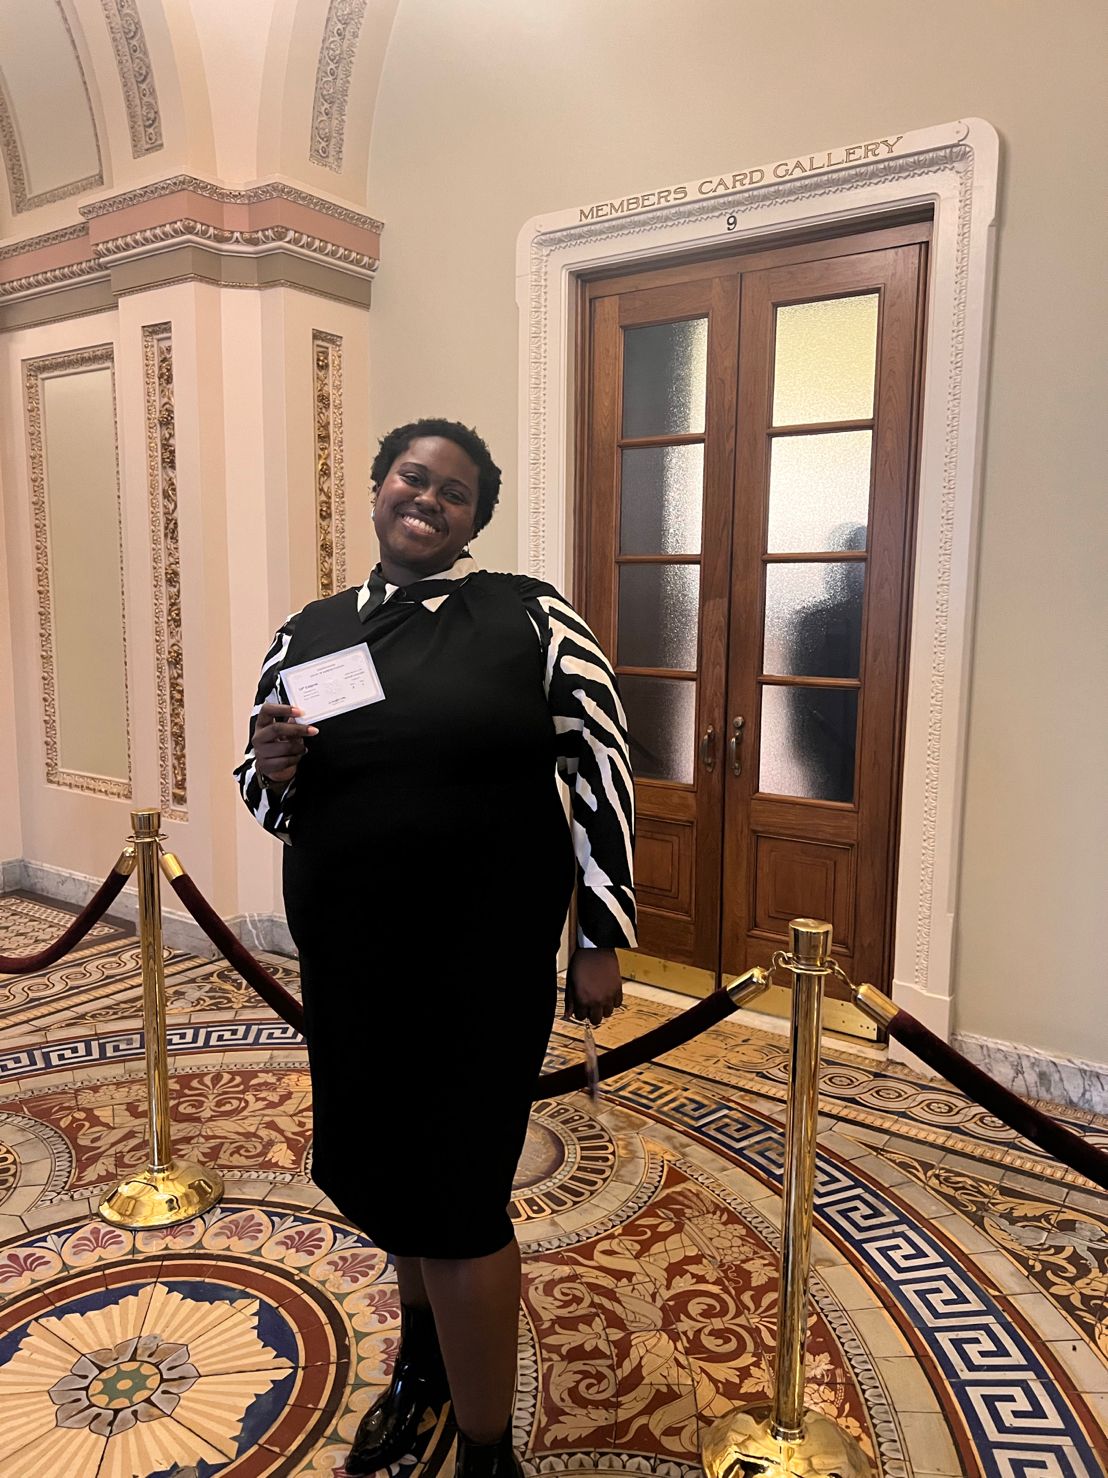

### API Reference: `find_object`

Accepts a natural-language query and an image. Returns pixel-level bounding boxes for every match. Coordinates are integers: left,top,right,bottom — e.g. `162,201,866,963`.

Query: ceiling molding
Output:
0,0,104,215
100,0,163,157
310,0,367,173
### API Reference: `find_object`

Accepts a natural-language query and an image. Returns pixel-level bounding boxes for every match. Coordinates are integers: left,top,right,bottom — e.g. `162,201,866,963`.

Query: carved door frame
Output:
515,119,1000,1049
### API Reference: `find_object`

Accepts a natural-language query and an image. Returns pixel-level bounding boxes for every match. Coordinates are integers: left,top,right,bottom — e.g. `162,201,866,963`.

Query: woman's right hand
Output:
254,703,318,785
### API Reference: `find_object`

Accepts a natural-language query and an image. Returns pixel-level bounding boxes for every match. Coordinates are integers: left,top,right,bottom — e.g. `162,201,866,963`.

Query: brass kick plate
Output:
617,949,880,1042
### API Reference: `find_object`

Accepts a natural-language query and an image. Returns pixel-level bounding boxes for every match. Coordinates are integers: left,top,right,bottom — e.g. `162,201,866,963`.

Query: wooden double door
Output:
579,224,928,1029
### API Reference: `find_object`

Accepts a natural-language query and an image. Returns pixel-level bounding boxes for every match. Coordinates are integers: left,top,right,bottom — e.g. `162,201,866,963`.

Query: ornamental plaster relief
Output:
310,0,368,172
99,0,164,157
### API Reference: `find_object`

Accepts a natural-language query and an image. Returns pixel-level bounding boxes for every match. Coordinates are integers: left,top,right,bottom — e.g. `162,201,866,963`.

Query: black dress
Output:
234,558,636,1257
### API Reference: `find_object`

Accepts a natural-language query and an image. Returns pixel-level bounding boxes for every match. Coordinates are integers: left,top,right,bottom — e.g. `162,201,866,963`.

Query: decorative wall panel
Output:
100,0,163,157
143,324,186,817
24,347,130,796
313,331,346,597
310,0,367,171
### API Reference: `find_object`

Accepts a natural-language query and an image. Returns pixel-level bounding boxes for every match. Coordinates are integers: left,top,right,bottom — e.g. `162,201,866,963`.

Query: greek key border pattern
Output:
0,2,104,213
23,345,132,799
142,323,187,817
616,1068,1104,1474
313,331,346,597
100,0,163,156
310,0,367,172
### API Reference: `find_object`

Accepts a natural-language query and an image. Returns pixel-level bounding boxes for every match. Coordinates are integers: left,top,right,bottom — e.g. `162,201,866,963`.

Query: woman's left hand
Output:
565,947,624,1025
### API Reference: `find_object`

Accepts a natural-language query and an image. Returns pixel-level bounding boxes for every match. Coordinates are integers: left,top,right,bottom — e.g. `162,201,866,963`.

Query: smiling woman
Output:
232,418,637,1478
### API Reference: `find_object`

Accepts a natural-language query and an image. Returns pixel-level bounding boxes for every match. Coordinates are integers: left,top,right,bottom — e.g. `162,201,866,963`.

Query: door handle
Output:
729,716,745,776
700,725,716,772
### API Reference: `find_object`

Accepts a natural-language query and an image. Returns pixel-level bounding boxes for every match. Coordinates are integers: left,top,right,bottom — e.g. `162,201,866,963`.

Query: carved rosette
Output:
313,332,346,598
143,325,187,817
24,346,131,798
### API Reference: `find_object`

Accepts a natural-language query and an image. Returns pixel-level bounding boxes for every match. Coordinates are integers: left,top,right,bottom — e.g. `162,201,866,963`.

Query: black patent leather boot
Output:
454,1426,524,1478
344,1303,449,1474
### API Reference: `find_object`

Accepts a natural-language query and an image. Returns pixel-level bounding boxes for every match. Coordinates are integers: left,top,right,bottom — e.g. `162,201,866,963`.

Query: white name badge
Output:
280,643,385,723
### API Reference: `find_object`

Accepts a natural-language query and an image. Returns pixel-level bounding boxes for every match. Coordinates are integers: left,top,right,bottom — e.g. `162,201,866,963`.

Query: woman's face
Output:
373,436,480,578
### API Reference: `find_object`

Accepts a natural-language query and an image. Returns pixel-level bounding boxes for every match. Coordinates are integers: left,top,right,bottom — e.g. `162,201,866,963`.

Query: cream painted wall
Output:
0,317,138,881
0,470,21,865
365,0,1108,1065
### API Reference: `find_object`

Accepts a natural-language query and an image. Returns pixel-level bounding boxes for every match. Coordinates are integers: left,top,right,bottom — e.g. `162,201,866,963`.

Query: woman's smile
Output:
373,435,479,582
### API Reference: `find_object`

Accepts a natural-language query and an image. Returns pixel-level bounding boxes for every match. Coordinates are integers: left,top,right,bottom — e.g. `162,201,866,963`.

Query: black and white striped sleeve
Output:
233,613,300,843
520,583,637,950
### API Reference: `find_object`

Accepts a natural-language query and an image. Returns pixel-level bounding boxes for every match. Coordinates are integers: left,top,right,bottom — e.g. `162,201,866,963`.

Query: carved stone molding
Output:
100,0,163,157
313,331,346,597
95,220,378,272
516,121,1001,1044
79,176,383,233
0,2,104,213
311,0,367,172
0,222,88,261
143,324,187,817
24,345,131,798
1,178,382,322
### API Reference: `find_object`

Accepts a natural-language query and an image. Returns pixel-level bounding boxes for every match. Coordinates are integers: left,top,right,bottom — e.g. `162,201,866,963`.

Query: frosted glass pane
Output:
620,676,697,784
759,685,858,802
772,295,878,426
620,444,704,554
618,564,700,670
767,432,872,552
763,562,865,678
622,319,707,438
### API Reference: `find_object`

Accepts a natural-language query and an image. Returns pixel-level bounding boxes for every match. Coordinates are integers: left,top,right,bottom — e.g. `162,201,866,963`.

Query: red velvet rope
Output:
0,863,131,975
888,1008,1108,1192
165,871,307,1034
160,864,1108,1190
532,987,744,1100
166,860,754,1102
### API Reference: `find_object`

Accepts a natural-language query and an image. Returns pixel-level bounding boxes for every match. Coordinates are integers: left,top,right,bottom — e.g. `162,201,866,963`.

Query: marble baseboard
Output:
952,1031,1108,1117
2,858,297,964
225,911,296,958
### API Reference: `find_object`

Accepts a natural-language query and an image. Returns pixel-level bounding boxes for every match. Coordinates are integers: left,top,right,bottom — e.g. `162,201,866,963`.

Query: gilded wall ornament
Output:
313,332,346,597
143,324,187,817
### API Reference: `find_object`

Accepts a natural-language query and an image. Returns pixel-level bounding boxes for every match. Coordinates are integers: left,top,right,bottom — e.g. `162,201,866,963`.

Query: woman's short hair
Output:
371,418,501,534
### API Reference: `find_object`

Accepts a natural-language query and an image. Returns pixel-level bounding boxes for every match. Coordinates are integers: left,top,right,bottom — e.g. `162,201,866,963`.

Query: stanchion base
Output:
98,1160,224,1229
702,1404,873,1478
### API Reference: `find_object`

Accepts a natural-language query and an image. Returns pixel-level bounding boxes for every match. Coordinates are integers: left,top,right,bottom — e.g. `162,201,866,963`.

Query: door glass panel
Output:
763,561,865,678
620,443,704,554
772,294,878,426
618,563,700,670
759,685,858,802
622,318,708,438
767,431,872,552
620,675,697,783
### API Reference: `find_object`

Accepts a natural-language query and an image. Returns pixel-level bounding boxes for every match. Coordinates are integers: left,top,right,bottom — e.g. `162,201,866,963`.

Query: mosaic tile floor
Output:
0,890,1104,1478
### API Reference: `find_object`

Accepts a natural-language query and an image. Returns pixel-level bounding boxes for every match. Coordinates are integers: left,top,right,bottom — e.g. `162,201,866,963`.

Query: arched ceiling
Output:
0,0,399,241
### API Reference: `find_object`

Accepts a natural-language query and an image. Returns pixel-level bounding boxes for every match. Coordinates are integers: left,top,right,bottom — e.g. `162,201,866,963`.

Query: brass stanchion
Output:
99,809,223,1228
702,920,873,1478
